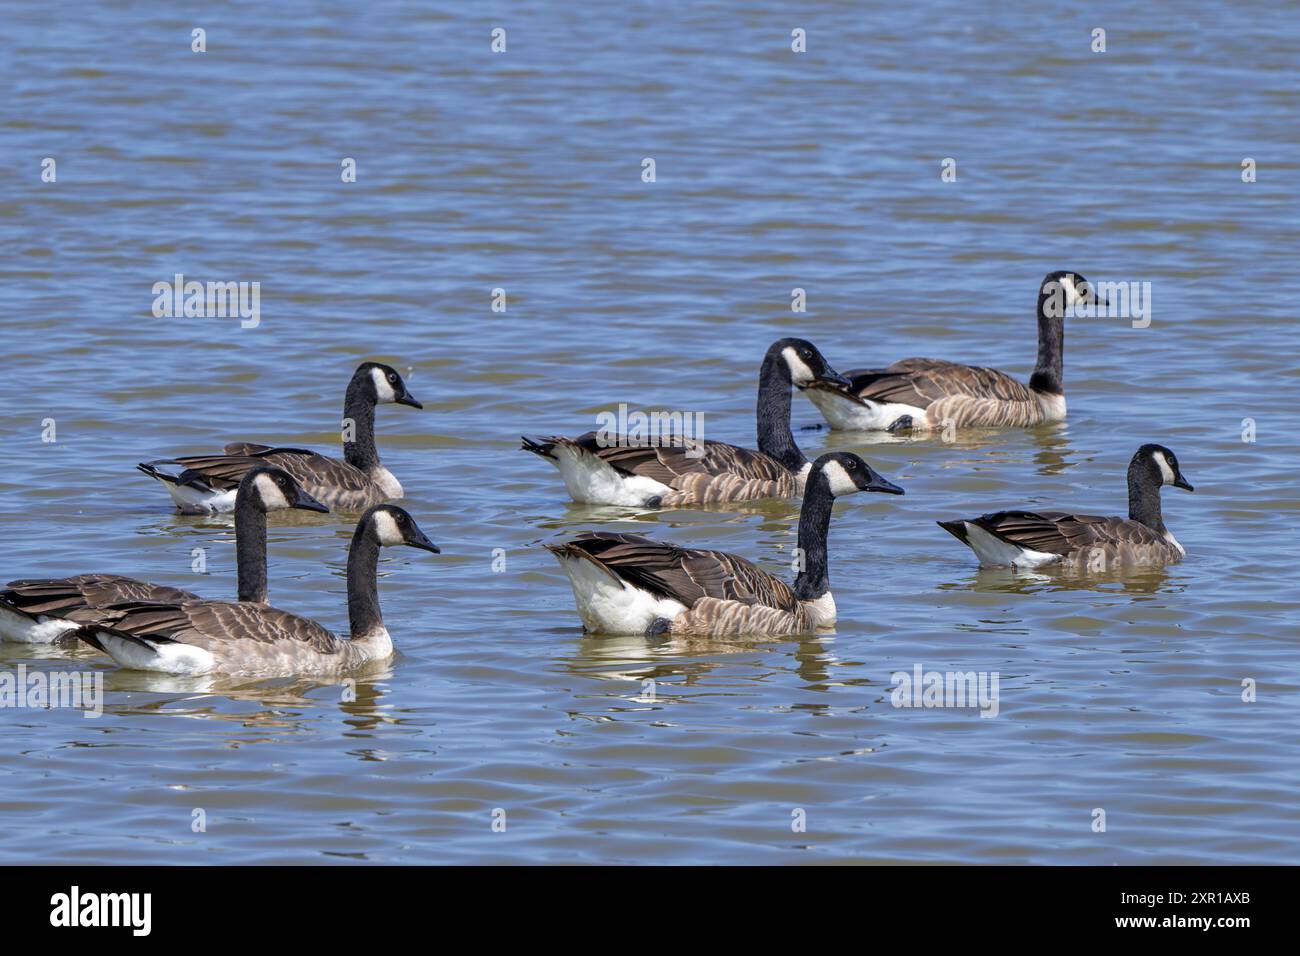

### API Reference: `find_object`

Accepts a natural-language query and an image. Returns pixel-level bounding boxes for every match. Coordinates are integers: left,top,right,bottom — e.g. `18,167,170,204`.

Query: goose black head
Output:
355,361,423,409
768,338,850,389
240,467,329,513
1134,443,1193,492
812,452,905,497
1039,270,1108,317
367,505,440,553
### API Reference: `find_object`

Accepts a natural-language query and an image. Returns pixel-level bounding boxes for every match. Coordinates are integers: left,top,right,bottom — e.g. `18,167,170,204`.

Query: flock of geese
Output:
0,271,1194,677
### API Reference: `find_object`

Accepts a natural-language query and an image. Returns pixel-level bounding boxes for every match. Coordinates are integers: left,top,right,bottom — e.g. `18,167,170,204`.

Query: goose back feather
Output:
140,447,386,514
523,433,801,507
0,574,196,643
550,531,800,610
78,599,350,676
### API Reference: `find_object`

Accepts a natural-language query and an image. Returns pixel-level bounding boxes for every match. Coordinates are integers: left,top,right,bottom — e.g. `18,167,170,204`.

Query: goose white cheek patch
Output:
821,460,859,496
370,367,397,403
1060,274,1081,305
782,347,816,385
1153,451,1176,485
253,474,291,510
373,510,405,545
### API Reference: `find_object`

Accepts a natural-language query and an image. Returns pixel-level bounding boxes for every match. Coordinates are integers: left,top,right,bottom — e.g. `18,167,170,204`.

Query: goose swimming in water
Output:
0,468,327,644
802,272,1105,431
521,338,850,507
546,452,904,636
75,505,439,676
938,444,1194,569
138,361,421,514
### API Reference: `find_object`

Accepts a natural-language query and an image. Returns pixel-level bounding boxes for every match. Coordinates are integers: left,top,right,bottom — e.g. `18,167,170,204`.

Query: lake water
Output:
1,1,1297,864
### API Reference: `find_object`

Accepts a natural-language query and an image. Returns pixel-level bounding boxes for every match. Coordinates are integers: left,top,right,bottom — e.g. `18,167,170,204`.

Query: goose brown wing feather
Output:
162,448,370,496
2,574,198,621
841,369,933,408
256,450,374,496
149,453,264,490
223,442,274,455
558,532,798,612
565,432,789,484
843,358,1037,408
972,510,1166,555
94,599,342,655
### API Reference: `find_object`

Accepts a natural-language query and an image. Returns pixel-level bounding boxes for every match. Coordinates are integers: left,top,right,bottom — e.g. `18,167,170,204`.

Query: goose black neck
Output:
1028,286,1065,396
756,350,805,473
794,473,834,601
346,523,383,639
342,377,380,472
1127,457,1165,532
233,495,268,604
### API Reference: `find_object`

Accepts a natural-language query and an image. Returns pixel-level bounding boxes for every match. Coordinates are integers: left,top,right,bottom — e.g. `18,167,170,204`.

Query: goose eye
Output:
388,373,398,384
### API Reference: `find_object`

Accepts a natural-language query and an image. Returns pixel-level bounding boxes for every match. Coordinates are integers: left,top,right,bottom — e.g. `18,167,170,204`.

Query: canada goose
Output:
138,361,421,514
521,338,850,507
938,444,1194,569
802,272,1106,431
0,468,328,644
546,452,903,636
75,505,439,676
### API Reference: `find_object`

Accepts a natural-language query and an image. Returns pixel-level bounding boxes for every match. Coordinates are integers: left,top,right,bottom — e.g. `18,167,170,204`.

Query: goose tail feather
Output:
545,539,624,583
73,620,157,655
937,519,970,544
136,461,180,485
